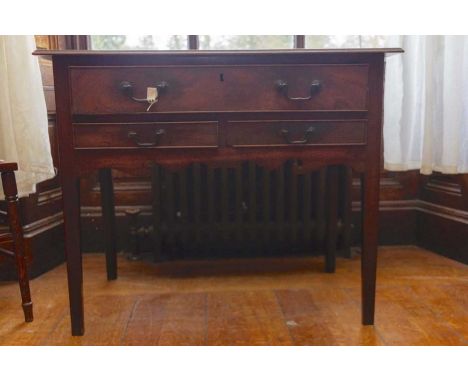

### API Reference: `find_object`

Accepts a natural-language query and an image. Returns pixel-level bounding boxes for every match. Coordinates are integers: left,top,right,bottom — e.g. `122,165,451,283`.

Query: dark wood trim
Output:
65,35,89,50
417,211,468,264
34,48,404,56
458,174,468,209
352,199,468,222
294,35,305,49
79,197,468,221
188,35,199,50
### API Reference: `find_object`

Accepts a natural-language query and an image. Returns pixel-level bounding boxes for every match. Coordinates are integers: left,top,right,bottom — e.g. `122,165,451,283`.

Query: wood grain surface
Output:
0,246,466,345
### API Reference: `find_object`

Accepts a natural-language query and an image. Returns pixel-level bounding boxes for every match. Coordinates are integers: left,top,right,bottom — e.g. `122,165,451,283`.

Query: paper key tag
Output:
147,87,158,103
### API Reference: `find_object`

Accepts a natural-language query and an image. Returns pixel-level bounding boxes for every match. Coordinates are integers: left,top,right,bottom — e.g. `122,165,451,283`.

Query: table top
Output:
34,48,404,57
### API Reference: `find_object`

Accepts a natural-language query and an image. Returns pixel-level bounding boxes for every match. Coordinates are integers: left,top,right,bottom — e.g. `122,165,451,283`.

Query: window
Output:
198,35,293,50
306,35,386,49
89,35,387,51
90,35,187,50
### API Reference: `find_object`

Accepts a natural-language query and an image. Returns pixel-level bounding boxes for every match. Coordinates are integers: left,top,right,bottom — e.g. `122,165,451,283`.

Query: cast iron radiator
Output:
127,161,352,261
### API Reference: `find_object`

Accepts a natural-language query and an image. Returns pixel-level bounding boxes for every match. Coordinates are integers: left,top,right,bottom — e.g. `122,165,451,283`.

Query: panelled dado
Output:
36,48,403,336
69,64,369,114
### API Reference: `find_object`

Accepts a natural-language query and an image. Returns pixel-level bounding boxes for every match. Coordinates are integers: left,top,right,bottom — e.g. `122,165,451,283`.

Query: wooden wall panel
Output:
416,174,468,264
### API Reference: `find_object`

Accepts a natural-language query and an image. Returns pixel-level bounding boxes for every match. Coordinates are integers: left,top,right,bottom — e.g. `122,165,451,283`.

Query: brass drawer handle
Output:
280,126,317,144
127,129,165,147
119,81,169,111
275,79,322,101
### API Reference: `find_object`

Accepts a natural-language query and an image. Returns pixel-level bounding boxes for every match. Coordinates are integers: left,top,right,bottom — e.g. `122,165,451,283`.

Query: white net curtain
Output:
0,35,55,198
384,35,468,174
305,35,468,175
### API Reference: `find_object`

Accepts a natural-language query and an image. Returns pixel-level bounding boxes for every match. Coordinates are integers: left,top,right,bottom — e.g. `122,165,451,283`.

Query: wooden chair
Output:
0,161,33,322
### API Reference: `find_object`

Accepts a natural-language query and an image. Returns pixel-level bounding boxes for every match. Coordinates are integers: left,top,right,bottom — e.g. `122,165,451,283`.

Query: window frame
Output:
77,35,307,51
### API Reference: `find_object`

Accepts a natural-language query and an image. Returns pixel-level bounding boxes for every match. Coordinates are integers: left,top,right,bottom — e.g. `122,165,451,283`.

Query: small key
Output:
146,87,158,111
146,99,158,111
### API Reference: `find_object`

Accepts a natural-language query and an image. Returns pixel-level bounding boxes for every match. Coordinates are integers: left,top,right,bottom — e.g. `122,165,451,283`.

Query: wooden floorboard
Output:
206,290,292,345
0,246,466,345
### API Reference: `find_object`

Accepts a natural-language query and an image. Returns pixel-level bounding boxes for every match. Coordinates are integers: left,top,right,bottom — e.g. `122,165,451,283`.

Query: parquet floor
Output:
0,246,466,345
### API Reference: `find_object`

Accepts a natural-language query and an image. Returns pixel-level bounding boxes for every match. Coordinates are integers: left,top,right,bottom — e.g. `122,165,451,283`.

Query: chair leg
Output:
1,170,33,322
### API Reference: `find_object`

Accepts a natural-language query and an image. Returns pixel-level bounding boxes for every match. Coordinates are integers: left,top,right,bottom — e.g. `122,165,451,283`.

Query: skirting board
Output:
1,197,466,281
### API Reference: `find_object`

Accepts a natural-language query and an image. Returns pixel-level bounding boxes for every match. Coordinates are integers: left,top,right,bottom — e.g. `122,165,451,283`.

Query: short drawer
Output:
226,120,367,147
69,64,369,114
73,121,219,149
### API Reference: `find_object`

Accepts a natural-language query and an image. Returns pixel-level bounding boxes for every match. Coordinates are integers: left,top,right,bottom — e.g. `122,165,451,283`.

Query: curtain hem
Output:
385,162,468,175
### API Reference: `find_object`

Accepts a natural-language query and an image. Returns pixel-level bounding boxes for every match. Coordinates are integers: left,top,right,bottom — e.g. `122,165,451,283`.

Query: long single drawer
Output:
69,64,369,114
73,121,219,149
226,120,367,147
